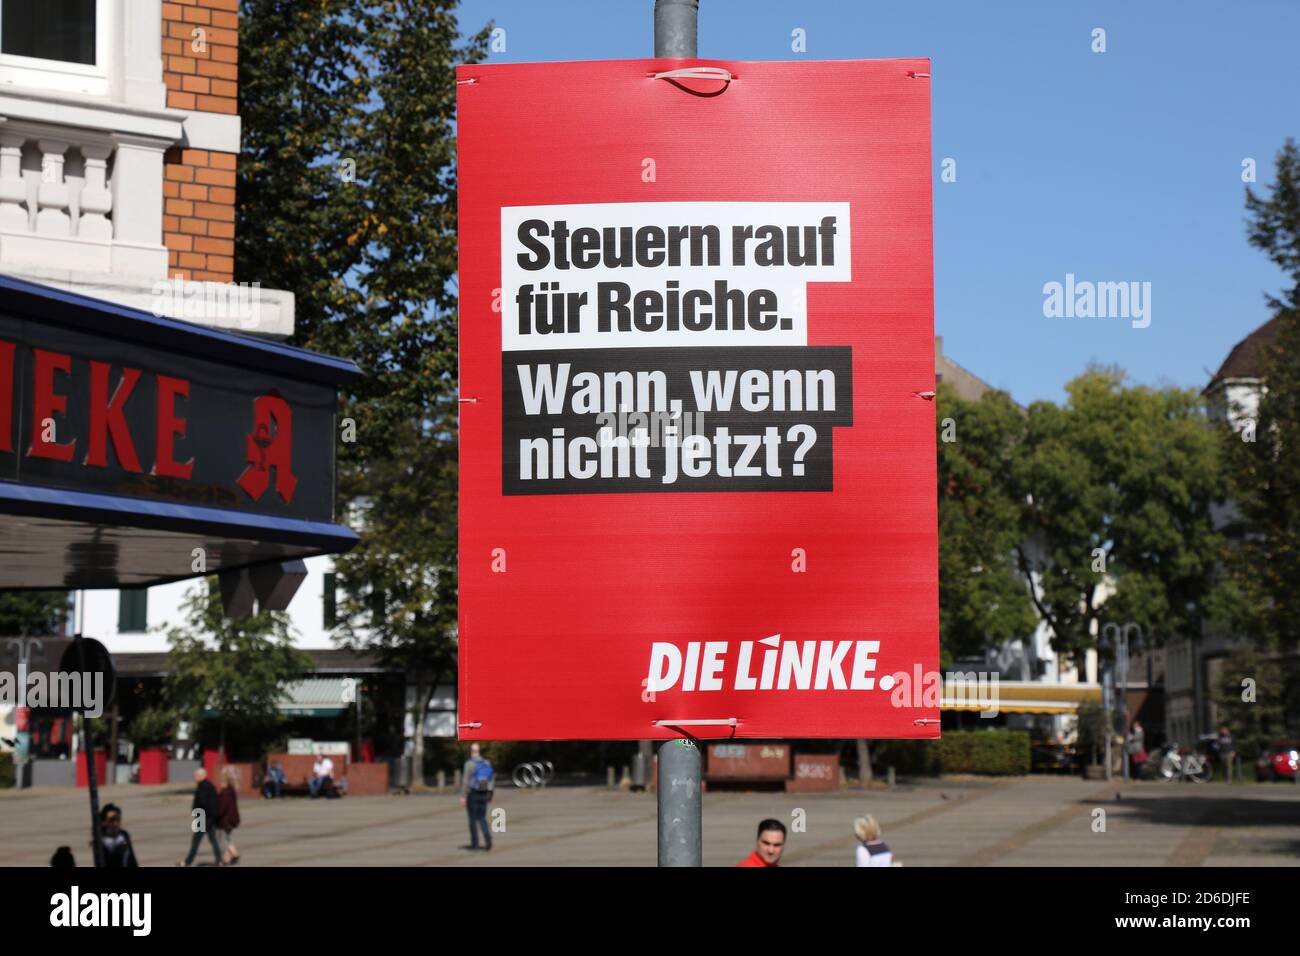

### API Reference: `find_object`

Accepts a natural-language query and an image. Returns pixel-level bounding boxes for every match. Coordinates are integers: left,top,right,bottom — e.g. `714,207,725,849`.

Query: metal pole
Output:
654,0,698,57
651,0,703,867
75,634,104,868
1102,664,1113,782
1119,632,1129,783
354,679,362,761
657,738,702,866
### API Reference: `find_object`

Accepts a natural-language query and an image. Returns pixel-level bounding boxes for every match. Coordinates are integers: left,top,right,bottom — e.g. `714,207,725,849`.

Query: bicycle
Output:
1156,743,1213,783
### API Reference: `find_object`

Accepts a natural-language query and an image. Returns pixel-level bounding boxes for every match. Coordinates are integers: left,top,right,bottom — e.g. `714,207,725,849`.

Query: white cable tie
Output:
907,71,931,79
457,77,479,86
652,66,734,83
654,718,738,727
458,721,482,729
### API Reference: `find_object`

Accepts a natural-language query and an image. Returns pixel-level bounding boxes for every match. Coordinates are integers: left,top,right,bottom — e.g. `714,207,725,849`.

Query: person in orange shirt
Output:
737,819,786,867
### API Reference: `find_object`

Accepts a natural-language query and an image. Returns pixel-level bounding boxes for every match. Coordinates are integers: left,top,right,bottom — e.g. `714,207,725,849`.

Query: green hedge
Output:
872,730,1031,776
0,752,13,789
935,730,1030,774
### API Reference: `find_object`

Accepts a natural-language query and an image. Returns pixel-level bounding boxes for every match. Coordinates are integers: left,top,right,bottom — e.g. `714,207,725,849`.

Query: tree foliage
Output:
163,582,311,739
236,1,490,766
938,371,1223,670
1246,139,1300,314
1013,369,1223,663
0,591,65,636
1212,645,1300,761
936,384,1036,667
1223,139,1300,649
238,0,489,452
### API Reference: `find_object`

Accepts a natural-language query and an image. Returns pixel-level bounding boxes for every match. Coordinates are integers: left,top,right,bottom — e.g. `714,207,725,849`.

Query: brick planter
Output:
786,754,839,792
343,762,389,796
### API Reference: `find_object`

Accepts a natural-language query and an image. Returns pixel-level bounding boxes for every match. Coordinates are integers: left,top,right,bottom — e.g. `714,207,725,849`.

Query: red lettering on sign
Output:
154,374,193,479
237,392,297,503
85,362,142,471
0,340,13,453
28,349,75,462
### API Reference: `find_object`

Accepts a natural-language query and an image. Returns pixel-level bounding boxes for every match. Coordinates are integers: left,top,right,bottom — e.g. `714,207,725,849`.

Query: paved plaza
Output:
2,776,1297,867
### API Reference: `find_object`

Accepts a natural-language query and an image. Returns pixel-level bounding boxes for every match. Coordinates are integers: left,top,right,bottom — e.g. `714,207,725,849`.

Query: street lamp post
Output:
1103,622,1144,784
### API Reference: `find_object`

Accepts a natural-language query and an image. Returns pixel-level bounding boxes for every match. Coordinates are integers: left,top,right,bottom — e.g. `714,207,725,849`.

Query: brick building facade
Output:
0,0,291,333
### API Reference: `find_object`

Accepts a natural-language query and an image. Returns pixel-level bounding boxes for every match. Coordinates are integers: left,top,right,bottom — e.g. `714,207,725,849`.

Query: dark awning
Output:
0,275,361,588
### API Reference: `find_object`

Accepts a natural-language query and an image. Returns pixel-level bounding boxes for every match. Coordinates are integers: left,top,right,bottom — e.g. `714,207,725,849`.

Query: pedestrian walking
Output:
1218,726,1235,782
177,768,222,867
99,803,138,868
854,814,895,867
459,743,495,851
218,765,242,865
1129,720,1148,779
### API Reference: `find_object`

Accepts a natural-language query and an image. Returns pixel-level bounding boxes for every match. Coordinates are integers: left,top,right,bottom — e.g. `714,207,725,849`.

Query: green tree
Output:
236,1,490,774
128,706,177,749
850,387,1037,788
0,591,66,635
1012,369,1223,665
332,416,458,776
1245,139,1300,315
1223,139,1300,649
163,582,311,757
1212,644,1300,765
937,384,1037,668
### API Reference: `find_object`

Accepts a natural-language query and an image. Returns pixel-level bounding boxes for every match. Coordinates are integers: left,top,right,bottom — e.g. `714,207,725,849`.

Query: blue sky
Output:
454,0,1300,404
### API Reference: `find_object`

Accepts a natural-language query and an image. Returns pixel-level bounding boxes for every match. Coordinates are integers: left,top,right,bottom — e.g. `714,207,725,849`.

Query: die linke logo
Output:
645,635,885,693
0,341,297,504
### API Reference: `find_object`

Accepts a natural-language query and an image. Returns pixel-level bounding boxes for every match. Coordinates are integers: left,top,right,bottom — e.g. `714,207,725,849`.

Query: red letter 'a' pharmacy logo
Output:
237,392,297,503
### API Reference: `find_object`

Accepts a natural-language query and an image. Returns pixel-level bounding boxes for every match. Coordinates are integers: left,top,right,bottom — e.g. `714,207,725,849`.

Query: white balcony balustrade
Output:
0,128,167,277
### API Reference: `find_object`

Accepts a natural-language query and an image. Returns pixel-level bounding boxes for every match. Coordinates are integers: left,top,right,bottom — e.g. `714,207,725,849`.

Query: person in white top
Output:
310,755,335,798
854,814,895,867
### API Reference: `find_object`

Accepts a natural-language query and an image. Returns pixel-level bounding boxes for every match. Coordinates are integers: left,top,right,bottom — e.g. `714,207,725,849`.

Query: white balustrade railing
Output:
0,133,113,240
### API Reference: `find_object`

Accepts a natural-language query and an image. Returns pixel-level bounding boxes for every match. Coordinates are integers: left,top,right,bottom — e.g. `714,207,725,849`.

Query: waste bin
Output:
390,755,413,790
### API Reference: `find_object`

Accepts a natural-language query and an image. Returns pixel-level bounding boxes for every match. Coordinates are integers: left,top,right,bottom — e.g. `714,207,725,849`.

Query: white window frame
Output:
0,0,111,97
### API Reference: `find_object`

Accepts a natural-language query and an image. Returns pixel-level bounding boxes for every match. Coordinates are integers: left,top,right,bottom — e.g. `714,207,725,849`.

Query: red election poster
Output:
457,58,937,741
